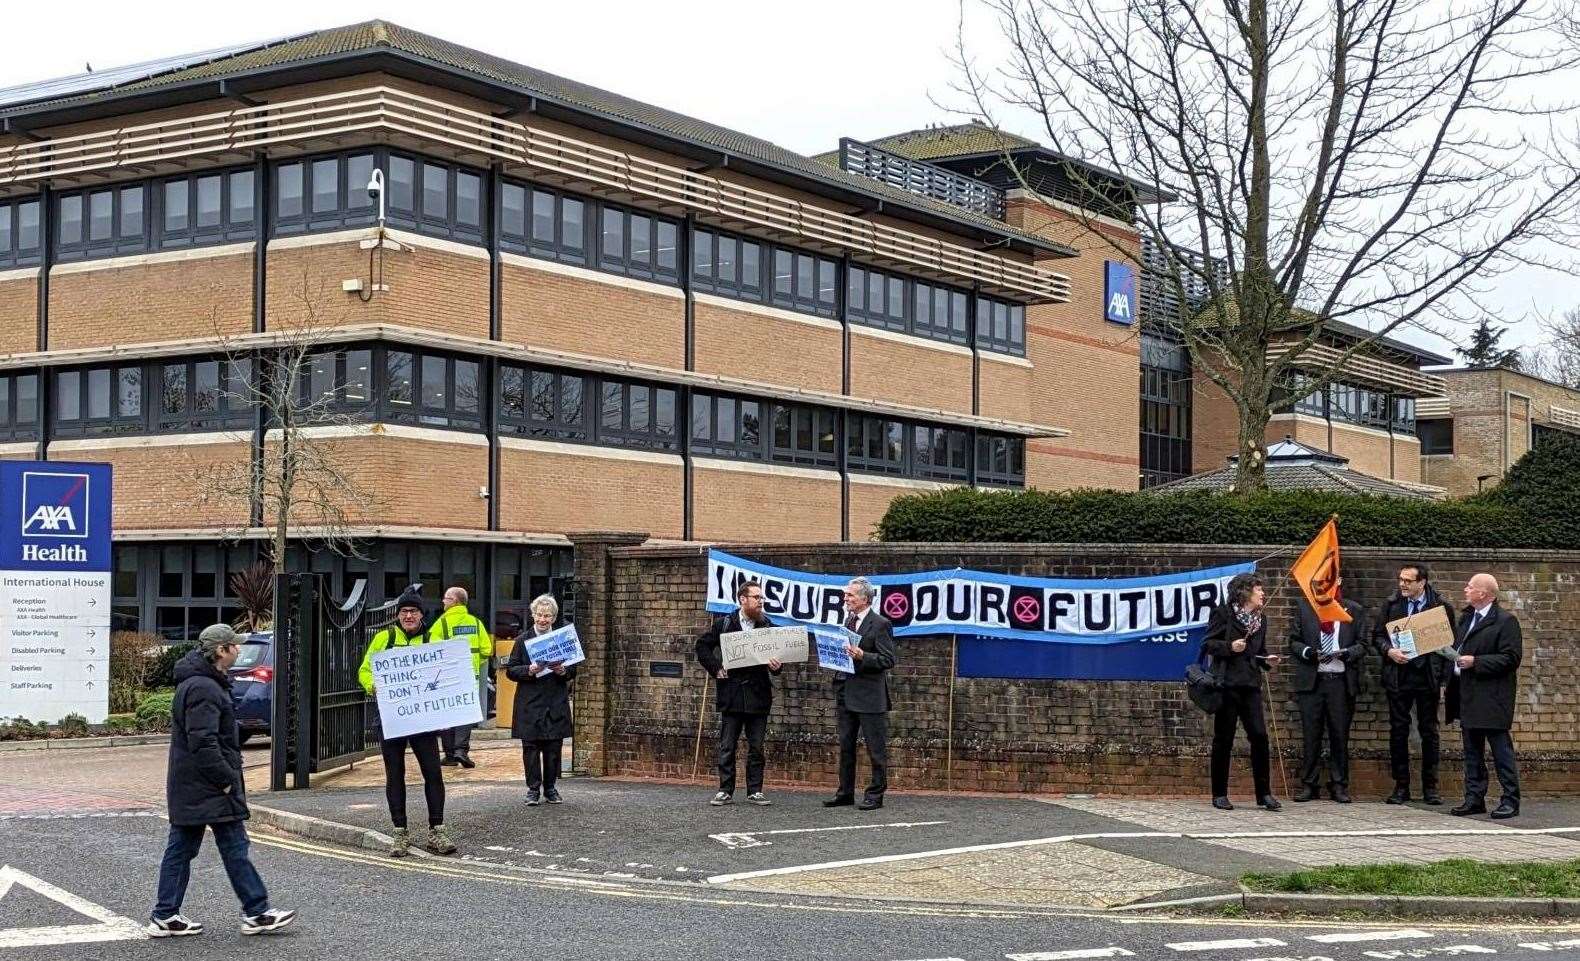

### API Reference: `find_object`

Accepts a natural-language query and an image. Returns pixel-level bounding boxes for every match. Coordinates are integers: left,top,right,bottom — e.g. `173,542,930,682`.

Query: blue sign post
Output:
0,461,113,723
1104,261,1136,325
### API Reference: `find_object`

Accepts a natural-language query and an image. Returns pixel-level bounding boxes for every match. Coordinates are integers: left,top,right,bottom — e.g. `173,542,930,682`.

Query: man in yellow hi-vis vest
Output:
431,586,492,768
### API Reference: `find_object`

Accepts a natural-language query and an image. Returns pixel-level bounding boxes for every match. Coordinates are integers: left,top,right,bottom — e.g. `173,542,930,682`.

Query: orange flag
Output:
1291,517,1352,623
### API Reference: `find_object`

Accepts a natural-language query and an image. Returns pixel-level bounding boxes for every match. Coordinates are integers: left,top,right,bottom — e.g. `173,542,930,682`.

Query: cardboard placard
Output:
811,626,858,674
371,639,483,739
525,623,585,677
1385,603,1456,660
720,625,809,670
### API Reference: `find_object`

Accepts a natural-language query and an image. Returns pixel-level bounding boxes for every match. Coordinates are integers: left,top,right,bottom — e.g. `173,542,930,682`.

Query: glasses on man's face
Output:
741,594,762,603
1398,576,1420,584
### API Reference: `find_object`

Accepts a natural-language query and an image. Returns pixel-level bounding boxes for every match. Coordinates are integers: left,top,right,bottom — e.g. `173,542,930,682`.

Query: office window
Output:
1392,396,1416,435
384,152,484,244
975,296,1026,356
694,226,830,316
913,425,970,481
769,403,838,468
596,378,679,451
54,184,153,261
598,204,680,282
691,392,765,460
53,364,145,436
770,244,837,317
976,433,1026,487
275,151,378,235
159,168,254,248
300,348,374,414
1417,418,1453,454
499,365,588,441
847,415,905,475
0,373,39,440
501,181,586,265
692,228,764,300
0,198,44,268
157,357,252,431
388,352,482,430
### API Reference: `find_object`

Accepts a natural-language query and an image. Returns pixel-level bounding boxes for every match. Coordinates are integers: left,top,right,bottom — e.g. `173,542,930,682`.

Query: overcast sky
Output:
5,0,1574,363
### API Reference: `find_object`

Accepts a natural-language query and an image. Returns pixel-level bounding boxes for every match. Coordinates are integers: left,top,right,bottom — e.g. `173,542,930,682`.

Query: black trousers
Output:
441,724,473,759
1211,687,1271,798
1462,727,1521,807
380,732,445,829
717,712,768,796
522,738,563,793
1296,675,1354,790
836,708,889,800
1386,686,1441,793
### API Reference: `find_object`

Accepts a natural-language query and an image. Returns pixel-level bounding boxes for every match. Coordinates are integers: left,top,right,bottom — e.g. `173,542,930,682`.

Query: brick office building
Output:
1417,366,1580,496
0,22,1157,636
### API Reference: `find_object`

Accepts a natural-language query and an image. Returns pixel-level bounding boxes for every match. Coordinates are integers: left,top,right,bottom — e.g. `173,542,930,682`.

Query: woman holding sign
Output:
505,594,577,806
1202,572,1282,813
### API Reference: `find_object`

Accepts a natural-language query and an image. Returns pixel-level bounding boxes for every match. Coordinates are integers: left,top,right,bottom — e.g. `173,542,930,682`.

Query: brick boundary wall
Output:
566,535,1580,798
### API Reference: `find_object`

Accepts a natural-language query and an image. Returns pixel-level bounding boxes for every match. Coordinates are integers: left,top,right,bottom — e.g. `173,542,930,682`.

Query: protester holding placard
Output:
358,588,455,857
824,577,897,812
695,580,782,807
1202,572,1282,813
1370,562,1456,805
505,594,577,806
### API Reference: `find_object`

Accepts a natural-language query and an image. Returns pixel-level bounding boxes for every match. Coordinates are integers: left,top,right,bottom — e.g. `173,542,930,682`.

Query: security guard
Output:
430,585,493,768
358,587,455,857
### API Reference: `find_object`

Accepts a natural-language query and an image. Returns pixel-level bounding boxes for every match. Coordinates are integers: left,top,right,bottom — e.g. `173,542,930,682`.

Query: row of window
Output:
691,227,841,319
54,169,256,262
1285,376,1418,435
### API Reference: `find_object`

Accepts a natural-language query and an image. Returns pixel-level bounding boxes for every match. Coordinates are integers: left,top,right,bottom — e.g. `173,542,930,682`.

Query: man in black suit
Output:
695,581,782,807
824,577,898,811
1371,562,1456,805
1448,573,1524,819
1287,583,1367,803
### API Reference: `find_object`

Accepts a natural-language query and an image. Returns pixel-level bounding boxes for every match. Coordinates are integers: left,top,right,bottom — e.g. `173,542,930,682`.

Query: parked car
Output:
228,632,274,745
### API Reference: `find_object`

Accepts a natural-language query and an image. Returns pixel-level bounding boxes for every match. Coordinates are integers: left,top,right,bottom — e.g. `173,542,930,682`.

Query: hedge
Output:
876,436,1579,549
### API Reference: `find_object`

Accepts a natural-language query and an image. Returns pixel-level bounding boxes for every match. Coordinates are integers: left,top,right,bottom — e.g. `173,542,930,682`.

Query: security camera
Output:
367,168,386,226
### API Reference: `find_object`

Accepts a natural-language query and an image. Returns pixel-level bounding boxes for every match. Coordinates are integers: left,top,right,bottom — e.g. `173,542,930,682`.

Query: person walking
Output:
505,594,577,806
359,588,457,857
1202,572,1283,812
147,624,296,938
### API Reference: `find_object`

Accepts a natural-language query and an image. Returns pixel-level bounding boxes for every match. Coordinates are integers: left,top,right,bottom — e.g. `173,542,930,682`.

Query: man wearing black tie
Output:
1448,573,1524,819
1287,581,1366,803
824,577,898,811
1371,563,1455,805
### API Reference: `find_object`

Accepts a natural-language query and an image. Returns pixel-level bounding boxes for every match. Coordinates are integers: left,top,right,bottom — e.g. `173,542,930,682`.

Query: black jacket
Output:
832,610,897,714
695,612,782,715
1287,599,1367,698
505,625,578,741
1201,603,1272,689
1446,601,1523,730
165,649,248,827
1370,587,1456,692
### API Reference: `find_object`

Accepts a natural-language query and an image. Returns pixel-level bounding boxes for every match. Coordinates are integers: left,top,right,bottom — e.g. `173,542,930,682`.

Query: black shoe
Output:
545,789,563,804
1293,787,1317,802
440,757,460,767
1450,801,1487,817
1490,801,1520,820
857,797,883,811
457,754,476,770
823,795,855,808
1423,792,1443,806
525,791,540,806
1212,796,1234,811
1386,787,1410,805
1258,795,1282,811
1330,788,1353,804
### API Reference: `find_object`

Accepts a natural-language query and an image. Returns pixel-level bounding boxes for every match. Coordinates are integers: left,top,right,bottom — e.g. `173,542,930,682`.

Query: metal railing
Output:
0,86,1069,302
837,138,1005,220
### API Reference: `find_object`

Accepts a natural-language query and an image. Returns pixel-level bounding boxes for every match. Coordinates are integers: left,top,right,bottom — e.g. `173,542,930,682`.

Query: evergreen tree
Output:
1456,317,1523,369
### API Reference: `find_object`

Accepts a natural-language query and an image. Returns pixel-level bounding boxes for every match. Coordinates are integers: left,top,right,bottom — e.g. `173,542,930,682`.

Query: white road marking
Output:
1007,949,1137,960
0,810,162,821
1310,930,1433,944
1247,956,1335,961
0,865,147,948
711,820,949,849
1519,941,1580,952
1364,948,1496,959
1168,938,1287,951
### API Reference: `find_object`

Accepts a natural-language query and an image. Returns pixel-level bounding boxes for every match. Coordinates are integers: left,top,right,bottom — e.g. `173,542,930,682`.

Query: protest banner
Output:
1385,604,1457,660
721,625,808,670
526,623,586,676
371,639,481,739
811,626,857,673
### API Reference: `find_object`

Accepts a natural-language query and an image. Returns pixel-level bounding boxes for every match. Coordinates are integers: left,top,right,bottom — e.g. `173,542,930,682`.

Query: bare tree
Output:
1524,305,1580,387
954,0,1580,490
193,276,380,576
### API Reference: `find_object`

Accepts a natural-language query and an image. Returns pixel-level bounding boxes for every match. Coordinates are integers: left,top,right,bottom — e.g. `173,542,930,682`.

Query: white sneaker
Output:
240,908,297,936
709,791,732,806
146,914,203,937
746,792,772,806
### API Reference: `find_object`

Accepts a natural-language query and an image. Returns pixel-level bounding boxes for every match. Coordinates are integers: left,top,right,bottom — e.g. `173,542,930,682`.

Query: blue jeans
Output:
152,821,270,920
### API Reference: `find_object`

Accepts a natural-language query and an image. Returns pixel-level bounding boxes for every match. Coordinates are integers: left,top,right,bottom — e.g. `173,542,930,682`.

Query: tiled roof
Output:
0,22,1071,256
1147,462,1440,500
812,124,1041,165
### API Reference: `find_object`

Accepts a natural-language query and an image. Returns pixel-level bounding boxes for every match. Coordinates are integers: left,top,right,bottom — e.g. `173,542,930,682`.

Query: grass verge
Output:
1243,859,1580,898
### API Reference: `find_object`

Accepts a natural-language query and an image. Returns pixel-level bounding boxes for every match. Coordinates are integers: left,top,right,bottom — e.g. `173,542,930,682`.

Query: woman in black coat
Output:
505,594,577,806
1201,572,1283,812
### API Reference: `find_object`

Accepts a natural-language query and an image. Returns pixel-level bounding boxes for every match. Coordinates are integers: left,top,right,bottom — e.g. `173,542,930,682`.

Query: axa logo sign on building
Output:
23,471,90,538
0,461,112,572
1104,261,1136,326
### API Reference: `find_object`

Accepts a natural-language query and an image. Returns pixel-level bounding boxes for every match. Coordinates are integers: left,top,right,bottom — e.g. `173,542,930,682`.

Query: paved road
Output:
4,812,1580,961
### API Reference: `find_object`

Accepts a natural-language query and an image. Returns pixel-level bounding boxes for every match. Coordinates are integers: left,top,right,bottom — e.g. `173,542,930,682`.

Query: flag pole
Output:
1263,669,1290,799
691,674,710,781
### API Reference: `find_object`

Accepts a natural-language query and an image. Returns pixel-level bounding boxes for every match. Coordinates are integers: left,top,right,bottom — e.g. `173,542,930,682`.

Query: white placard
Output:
370,639,483,739
720,625,809,670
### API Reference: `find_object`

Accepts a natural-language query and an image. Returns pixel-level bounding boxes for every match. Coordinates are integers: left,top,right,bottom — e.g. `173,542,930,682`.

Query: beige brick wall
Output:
498,445,682,537
284,432,488,529
850,332,973,416
266,241,488,339
500,262,684,370
1005,200,1140,490
847,478,941,541
1421,368,1580,496
692,463,840,542
979,355,1033,424
383,244,490,340
48,438,251,530
694,299,841,393
0,275,36,353
50,254,252,349
1192,375,1242,473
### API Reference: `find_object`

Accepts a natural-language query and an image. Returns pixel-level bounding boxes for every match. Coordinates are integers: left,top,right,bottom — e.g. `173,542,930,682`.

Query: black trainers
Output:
440,756,460,767
526,790,541,806
457,754,477,769
240,908,296,936
544,789,563,804
146,914,203,938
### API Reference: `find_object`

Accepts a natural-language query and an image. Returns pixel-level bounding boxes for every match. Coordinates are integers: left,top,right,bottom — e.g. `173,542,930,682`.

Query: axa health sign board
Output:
1,463,112,570
1104,261,1136,325
0,461,113,724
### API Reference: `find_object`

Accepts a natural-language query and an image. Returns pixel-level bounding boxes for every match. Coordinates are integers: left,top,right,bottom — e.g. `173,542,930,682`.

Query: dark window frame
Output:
0,371,41,441
156,356,254,433
694,226,835,317
51,363,146,437
1417,417,1454,455
0,197,44,269
974,295,1027,357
